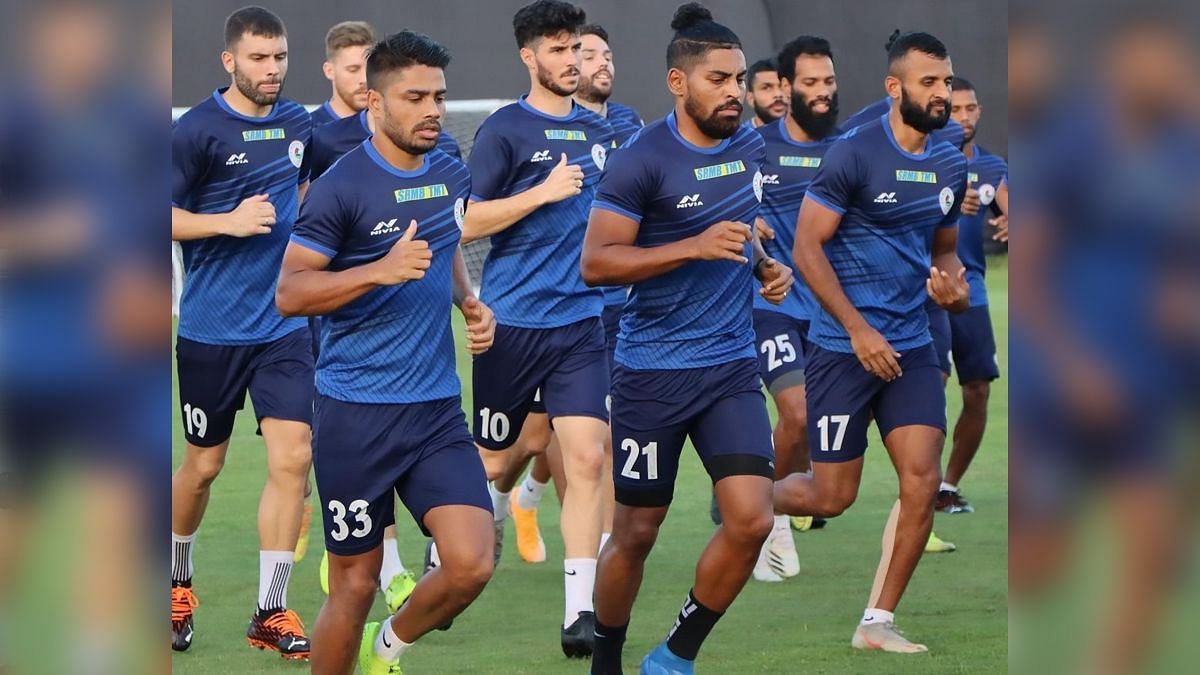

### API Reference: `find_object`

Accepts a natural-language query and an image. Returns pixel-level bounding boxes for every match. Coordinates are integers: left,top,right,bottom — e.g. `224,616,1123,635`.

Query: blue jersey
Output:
843,96,965,148
754,118,839,320
309,101,340,128
960,147,1007,306
310,109,462,180
469,96,613,327
599,100,645,307
291,141,470,403
804,114,967,353
592,111,766,370
172,88,311,345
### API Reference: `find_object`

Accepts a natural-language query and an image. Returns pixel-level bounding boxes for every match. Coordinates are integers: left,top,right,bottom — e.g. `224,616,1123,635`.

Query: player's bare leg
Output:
544,433,568,504
258,418,310,553
311,545,384,674
773,457,864,519
593,502,669,629
942,380,989,509
171,440,231,542
756,385,806,580
697,475,774,605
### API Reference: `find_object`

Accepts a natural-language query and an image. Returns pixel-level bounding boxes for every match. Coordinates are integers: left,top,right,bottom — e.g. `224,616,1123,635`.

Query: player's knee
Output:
270,442,312,479
815,488,857,518
186,450,225,485
335,563,379,607
779,400,807,435
443,551,494,598
615,517,661,558
564,445,604,485
962,381,990,412
899,467,940,507
726,510,773,545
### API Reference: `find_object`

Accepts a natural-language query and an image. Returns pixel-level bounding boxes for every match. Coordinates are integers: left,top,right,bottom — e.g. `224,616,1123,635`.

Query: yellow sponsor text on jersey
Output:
895,169,938,184
779,156,821,168
394,183,450,203
544,129,587,141
694,160,746,181
242,128,286,142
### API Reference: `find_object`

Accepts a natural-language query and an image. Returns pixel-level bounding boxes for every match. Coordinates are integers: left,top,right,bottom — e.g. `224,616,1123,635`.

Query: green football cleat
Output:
384,571,418,614
358,621,404,674
319,550,330,595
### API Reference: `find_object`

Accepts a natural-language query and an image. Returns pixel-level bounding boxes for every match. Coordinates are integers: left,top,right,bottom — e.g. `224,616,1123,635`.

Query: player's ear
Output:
884,74,901,102
366,88,382,116
666,67,686,98
519,46,536,72
322,60,334,82
780,77,792,97
220,50,235,75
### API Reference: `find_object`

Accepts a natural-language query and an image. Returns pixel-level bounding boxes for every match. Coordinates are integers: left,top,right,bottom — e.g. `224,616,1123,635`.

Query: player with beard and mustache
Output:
582,4,793,673
171,5,314,659
455,0,615,658
276,30,498,675
744,35,842,585
310,21,375,127
773,31,970,653
746,58,788,128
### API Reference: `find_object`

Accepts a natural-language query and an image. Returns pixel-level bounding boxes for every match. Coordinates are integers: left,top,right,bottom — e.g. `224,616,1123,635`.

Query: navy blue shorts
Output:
472,317,609,450
805,344,946,463
927,305,952,376
175,327,314,447
752,310,809,395
609,358,775,507
312,395,491,555
949,305,1001,383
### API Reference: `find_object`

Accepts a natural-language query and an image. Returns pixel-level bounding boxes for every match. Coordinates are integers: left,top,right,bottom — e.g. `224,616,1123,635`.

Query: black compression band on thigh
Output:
704,453,774,483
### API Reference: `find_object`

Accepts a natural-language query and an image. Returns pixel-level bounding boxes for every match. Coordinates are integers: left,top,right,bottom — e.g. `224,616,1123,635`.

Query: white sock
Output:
940,481,958,493
599,532,611,555
488,482,510,522
563,558,597,627
379,537,407,589
374,617,413,661
861,608,895,625
171,531,196,585
518,475,548,510
258,550,295,611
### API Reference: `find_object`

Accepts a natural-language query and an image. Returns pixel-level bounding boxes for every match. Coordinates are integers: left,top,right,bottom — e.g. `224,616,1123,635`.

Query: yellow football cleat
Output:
383,571,417,614
358,621,403,674
790,515,813,532
319,550,329,595
509,489,546,563
924,531,957,553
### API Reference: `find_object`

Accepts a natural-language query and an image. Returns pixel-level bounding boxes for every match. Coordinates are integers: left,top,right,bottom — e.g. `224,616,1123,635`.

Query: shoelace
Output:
263,608,307,637
171,587,199,624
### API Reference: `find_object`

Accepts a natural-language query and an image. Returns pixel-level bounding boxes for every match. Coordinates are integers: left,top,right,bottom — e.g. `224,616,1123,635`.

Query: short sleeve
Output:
290,177,347,259
171,122,207,207
591,144,652,223
804,137,860,215
466,122,512,202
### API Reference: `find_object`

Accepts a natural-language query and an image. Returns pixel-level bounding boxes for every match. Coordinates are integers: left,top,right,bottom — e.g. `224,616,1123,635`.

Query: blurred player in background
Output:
747,34,842,583
458,0,613,657
310,21,375,127
745,57,787,128
170,6,313,660
774,32,968,653
277,31,499,675
583,4,793,673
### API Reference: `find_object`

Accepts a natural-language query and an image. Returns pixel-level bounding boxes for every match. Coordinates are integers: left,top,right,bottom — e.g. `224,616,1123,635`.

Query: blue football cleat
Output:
639,642,694,675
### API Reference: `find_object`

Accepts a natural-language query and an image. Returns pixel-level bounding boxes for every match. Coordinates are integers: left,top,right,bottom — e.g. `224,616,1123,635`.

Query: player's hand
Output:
926,265,969,311
990,214,1008,242
460,296,496,354
224,194,275,237
961,178,981,217
691,220,752,263
755,217,775,241
757,258,793,304
849,324,902,381
538,152,586,204
371,220,432,285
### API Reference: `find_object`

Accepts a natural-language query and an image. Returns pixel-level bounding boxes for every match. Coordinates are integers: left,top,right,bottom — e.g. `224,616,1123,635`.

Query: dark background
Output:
173,0,1007,153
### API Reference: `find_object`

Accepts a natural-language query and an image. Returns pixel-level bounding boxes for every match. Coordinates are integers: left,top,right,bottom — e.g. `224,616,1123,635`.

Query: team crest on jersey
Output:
288,140,305,168
242,128,285,142
454,197,465,230
591,143,607,170
978,183,996,205
753,170,764,202
694,160,746,181
939,187,955,215
544,129,587,141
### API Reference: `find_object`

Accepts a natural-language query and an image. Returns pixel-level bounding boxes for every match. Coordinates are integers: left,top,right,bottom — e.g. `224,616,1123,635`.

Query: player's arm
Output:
451,245,495,354
461,153,584,243
298,180,310,204
580,208,751,286
750,220,793,304
275,220,430,316
927,226,970,313
990,181,1009,242
793,197,902,380
171,195,276,241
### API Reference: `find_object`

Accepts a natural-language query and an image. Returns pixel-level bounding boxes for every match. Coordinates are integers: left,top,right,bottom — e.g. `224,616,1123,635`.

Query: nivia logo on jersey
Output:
242,128,286,142
371,219,402,236
895,169,938,184
779,156,821,168
225,153,249,166
530,150,554,162
394,184,449,203
544,129,587,141
676,194,703,209
694,160,745,181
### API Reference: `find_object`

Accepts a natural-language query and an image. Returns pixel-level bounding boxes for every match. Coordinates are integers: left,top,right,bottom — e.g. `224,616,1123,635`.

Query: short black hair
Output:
886,31,948,68
512,0,586,49
776,35,833,82
951,76,975,93
224,6,285,50
667,3,741,71
579,23,609,44
366,30,451,91
747,58,777,88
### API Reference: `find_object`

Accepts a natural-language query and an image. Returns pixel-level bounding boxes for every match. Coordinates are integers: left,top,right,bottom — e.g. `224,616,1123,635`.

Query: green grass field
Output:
171,258,1008,674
